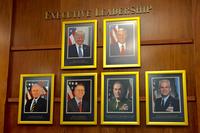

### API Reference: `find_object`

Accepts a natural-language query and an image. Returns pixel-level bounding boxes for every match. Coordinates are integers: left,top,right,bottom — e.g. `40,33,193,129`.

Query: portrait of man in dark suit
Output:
67,83,90,112
25,83,47,112
110,28,134,57
108,81,132,112
68,30,90,58
154,79,180,112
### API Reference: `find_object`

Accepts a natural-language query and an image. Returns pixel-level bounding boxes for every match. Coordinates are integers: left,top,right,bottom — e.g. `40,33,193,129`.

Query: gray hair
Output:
159,79,171,88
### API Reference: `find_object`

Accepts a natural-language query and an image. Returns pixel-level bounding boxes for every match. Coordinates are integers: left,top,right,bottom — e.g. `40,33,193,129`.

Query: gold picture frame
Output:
101,72,140,125
103,17,141,68
61,19,97,69
18,74,54,124
60,73,97,125
145,70,188,126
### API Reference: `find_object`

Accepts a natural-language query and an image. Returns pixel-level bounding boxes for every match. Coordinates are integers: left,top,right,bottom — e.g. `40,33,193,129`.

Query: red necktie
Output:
78,101,82,112
120,45,125,55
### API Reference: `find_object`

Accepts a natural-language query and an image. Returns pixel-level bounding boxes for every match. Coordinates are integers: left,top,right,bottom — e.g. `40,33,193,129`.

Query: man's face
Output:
31,84,42,98
160,81,171,97
117,29,127,44
74,85,85,100
74,31,84,45
113,83,122,100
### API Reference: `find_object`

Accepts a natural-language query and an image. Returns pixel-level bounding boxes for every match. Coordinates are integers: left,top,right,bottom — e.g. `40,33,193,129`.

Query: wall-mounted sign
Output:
45,5,152,20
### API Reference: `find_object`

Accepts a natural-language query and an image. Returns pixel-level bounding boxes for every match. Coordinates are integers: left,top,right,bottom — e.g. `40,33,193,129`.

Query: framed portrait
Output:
145,70,188,125
61,20,97,69
101,72,140,125
60,73,97,125
103,17,141,68
18,74,54,124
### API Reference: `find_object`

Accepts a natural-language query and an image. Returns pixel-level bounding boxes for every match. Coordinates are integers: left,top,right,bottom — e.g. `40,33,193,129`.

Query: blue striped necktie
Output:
78,45,83,57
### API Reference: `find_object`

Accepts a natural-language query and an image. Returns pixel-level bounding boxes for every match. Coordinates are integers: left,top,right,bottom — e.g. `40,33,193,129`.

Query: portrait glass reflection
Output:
67,28,91,59
146,70,188,125
60,73,97,125
24,80,49,113
109,24,135,57
66,80,91,114
152,78,181,113
103,17,140,68
61,20,97,69
101,72,139,125
107,79,133,113
18,74,54,124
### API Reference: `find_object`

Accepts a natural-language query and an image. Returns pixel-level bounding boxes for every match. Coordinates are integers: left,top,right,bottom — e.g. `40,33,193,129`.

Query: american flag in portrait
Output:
68,27,77,45
66,81,79,100
24,80,48,102
67,26,90,46
109,25,119,45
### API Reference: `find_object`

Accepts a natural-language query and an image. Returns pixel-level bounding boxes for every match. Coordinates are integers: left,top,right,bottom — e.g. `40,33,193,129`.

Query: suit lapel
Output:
116,44,120,53
82,45,86,56
164,96,172,108
72,99,80,112
73,45,79,57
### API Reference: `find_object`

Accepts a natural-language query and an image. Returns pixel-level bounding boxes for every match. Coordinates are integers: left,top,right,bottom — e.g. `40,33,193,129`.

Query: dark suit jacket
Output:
108,98,132,112
154,95,180,112
68,44,90,57
25,97,47,112
110,43,133,56
67,98,90,112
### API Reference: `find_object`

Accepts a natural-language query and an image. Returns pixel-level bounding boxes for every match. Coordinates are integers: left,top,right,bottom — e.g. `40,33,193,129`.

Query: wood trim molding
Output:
0,0,13,132
193,0,200,132
7,96,196,103
11,39,193,51
141,39,193,45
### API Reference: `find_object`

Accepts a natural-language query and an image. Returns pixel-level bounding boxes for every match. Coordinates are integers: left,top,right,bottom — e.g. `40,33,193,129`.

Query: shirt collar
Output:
115,99,120,103
76,44,82,48
118,42,126,49
33,97,39,102
75,97,82,104
162,95,170,104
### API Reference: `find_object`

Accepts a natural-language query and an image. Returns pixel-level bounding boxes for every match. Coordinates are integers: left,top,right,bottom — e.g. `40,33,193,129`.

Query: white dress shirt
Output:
75,44,84,57
118,42,126,53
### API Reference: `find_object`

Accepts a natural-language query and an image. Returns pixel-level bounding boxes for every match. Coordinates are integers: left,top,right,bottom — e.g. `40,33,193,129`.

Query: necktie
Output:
116,101,119,109
120,44,125,55
31,99,37,112
161,99,165,107
78,46,83,57
78,101,82,112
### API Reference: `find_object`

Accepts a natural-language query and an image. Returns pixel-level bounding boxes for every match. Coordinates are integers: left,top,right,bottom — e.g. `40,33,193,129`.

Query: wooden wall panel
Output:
193,0,200,132
8,50,61,98
140,44,195,96
5,103,64,133
12,0,61,47
7,44,195,98
6,45,196,132
61,0,192,41
4,102,196,133
12,0,192,48
0,0,12,132
8,49,99,98
4,0,198,132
